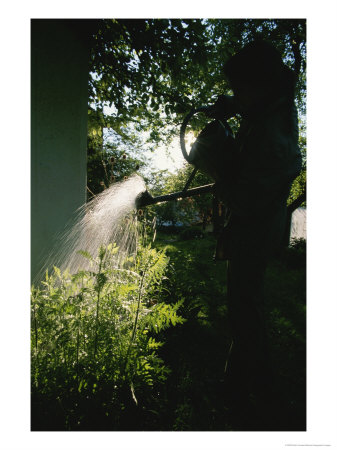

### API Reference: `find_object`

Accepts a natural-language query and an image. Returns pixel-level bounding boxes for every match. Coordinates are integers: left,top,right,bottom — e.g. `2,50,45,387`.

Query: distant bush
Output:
157,224,182,234
284,238,306,269
179,226,205,241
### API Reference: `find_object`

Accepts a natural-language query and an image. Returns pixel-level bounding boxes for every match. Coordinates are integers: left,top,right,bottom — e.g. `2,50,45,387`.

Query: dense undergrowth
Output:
31,228,306,431
31,242,185,430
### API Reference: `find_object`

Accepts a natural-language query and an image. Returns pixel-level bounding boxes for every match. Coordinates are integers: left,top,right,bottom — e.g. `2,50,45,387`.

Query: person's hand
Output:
204,104,224,120
204,95,237,120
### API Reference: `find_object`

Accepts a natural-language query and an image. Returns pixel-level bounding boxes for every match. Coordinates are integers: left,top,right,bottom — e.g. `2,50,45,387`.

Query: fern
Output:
31,240,185,428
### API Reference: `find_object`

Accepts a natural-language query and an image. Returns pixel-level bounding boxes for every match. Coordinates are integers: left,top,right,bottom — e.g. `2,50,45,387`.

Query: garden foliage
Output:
31,242,184,430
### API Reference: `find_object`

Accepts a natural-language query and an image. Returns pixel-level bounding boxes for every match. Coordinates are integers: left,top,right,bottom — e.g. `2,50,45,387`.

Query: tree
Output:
87,107,147,198
87,19,306,207
89,19,213,144
89,19,306,135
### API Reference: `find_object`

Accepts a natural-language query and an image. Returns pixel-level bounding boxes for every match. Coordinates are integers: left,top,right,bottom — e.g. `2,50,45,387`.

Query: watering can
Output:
135,106,234,209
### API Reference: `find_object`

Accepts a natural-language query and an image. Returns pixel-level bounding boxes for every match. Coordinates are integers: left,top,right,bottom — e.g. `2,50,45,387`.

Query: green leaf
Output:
77,250,93,260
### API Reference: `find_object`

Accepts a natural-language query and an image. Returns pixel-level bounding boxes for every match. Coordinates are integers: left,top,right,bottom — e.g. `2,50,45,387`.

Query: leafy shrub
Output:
157,224,182,234
31,243,185,430
284,238,306,269
179,226,205,241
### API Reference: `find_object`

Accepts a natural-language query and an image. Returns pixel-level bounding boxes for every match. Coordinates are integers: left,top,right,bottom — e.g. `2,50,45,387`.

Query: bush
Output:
157,224,182,234
284,238,306,269
179,226,205,241
31,243,185,430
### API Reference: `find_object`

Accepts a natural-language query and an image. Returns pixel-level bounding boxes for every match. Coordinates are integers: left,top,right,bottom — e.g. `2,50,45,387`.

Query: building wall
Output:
31,20,90,280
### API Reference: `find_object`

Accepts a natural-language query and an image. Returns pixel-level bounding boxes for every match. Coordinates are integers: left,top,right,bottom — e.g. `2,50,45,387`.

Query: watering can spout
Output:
135,183,215,209
135,190,155,209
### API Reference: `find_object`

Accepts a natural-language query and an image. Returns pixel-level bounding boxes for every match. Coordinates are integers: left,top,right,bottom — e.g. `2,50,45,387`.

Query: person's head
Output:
223,40,295,111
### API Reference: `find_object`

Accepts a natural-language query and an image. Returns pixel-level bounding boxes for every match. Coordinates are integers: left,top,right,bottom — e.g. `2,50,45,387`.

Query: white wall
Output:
31,20,89,280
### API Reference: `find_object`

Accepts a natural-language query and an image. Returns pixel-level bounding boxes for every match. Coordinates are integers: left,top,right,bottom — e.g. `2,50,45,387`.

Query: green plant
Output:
31,242,185,430
284,237,306,269
179,226,205,241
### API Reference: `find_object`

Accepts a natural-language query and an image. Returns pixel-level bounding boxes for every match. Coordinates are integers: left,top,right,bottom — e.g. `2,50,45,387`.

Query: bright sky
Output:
145,135,187,172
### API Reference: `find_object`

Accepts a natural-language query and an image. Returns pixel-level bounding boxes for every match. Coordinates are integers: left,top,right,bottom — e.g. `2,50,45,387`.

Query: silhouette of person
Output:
201,40,303,424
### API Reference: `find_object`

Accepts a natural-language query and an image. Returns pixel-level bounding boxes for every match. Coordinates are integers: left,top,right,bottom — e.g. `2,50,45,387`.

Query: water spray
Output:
35,107,233,280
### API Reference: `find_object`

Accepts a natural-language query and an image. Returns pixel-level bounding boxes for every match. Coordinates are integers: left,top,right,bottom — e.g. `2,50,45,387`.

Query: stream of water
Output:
34,175,307,284
35,175,147,282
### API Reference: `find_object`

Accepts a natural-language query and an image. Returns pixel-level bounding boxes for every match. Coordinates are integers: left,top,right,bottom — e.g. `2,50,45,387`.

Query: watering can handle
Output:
179,106,210,163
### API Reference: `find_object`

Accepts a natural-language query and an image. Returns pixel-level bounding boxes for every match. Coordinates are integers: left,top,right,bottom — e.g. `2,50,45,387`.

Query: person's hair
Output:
223,40,296,101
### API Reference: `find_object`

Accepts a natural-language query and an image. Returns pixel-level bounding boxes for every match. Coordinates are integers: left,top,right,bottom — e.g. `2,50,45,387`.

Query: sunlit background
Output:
145,132,195,172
